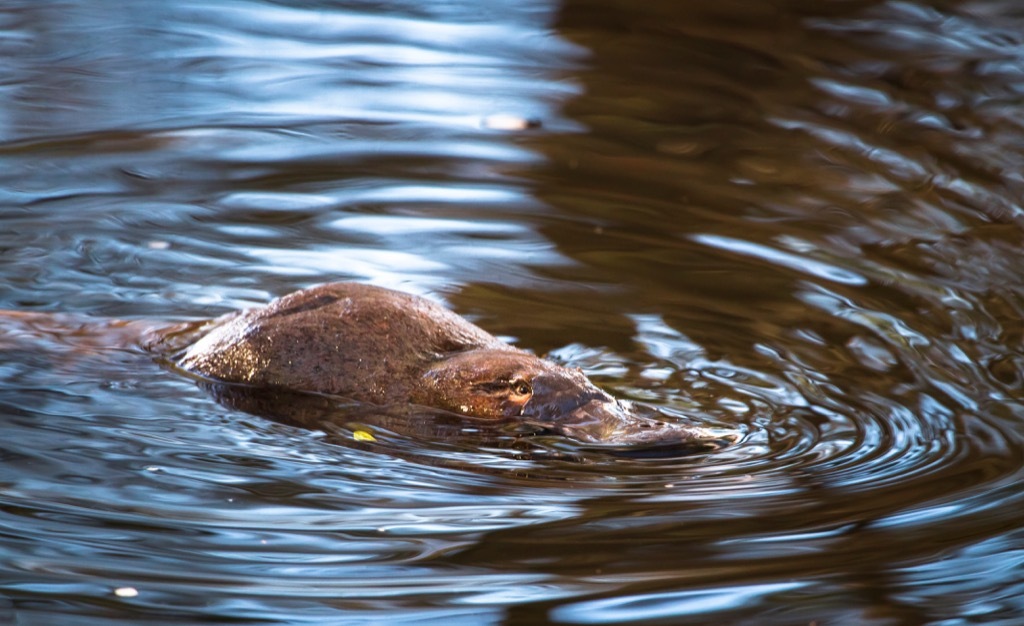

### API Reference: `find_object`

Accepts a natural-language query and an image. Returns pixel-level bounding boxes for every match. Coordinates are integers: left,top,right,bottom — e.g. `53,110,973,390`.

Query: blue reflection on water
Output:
551,581,807,623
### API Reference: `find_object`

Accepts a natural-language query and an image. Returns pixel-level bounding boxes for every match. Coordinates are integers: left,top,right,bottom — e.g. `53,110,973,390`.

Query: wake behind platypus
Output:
1,283,738,450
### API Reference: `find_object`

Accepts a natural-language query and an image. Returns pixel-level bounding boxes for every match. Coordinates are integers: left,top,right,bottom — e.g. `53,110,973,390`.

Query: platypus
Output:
4,283,738,449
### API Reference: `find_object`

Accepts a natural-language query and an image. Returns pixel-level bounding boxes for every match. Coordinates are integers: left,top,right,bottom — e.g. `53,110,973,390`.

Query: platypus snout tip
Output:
541,397,742,451
604,424,742,449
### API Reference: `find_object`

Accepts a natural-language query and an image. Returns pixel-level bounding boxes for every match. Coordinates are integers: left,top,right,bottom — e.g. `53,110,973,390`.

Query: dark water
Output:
2,0,1023,623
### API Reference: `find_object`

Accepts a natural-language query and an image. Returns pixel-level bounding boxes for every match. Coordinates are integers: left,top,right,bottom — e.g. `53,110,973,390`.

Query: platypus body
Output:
5,283,737,449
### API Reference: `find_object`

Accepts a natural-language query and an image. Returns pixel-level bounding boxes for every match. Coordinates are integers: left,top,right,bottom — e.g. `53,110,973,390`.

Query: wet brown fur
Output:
176,283,585,420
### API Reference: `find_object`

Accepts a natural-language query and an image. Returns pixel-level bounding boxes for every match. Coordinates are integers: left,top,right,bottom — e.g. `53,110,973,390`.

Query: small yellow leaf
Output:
353,430,377,443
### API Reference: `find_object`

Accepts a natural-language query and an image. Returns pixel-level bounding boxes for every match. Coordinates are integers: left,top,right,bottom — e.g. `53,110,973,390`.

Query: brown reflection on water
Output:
495,0,1024,418
458,0,1024,623
524,0,1024,309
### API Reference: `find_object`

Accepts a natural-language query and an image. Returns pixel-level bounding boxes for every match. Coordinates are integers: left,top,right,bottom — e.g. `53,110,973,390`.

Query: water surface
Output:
2,0,1024,624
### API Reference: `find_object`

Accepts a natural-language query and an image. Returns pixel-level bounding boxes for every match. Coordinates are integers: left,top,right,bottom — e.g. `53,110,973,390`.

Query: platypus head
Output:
413,349,737,448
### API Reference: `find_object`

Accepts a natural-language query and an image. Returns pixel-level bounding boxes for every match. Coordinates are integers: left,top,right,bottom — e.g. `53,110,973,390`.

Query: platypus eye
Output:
511,380,532,397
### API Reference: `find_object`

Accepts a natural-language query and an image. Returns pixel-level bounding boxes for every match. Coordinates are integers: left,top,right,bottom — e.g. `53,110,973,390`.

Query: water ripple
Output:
2,0,1024,623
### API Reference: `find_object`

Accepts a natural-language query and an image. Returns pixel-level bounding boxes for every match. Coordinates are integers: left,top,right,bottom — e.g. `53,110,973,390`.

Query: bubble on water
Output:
480,114,542,131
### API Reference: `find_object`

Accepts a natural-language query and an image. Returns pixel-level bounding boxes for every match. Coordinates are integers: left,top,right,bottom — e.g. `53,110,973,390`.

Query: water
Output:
2,0,1023,624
